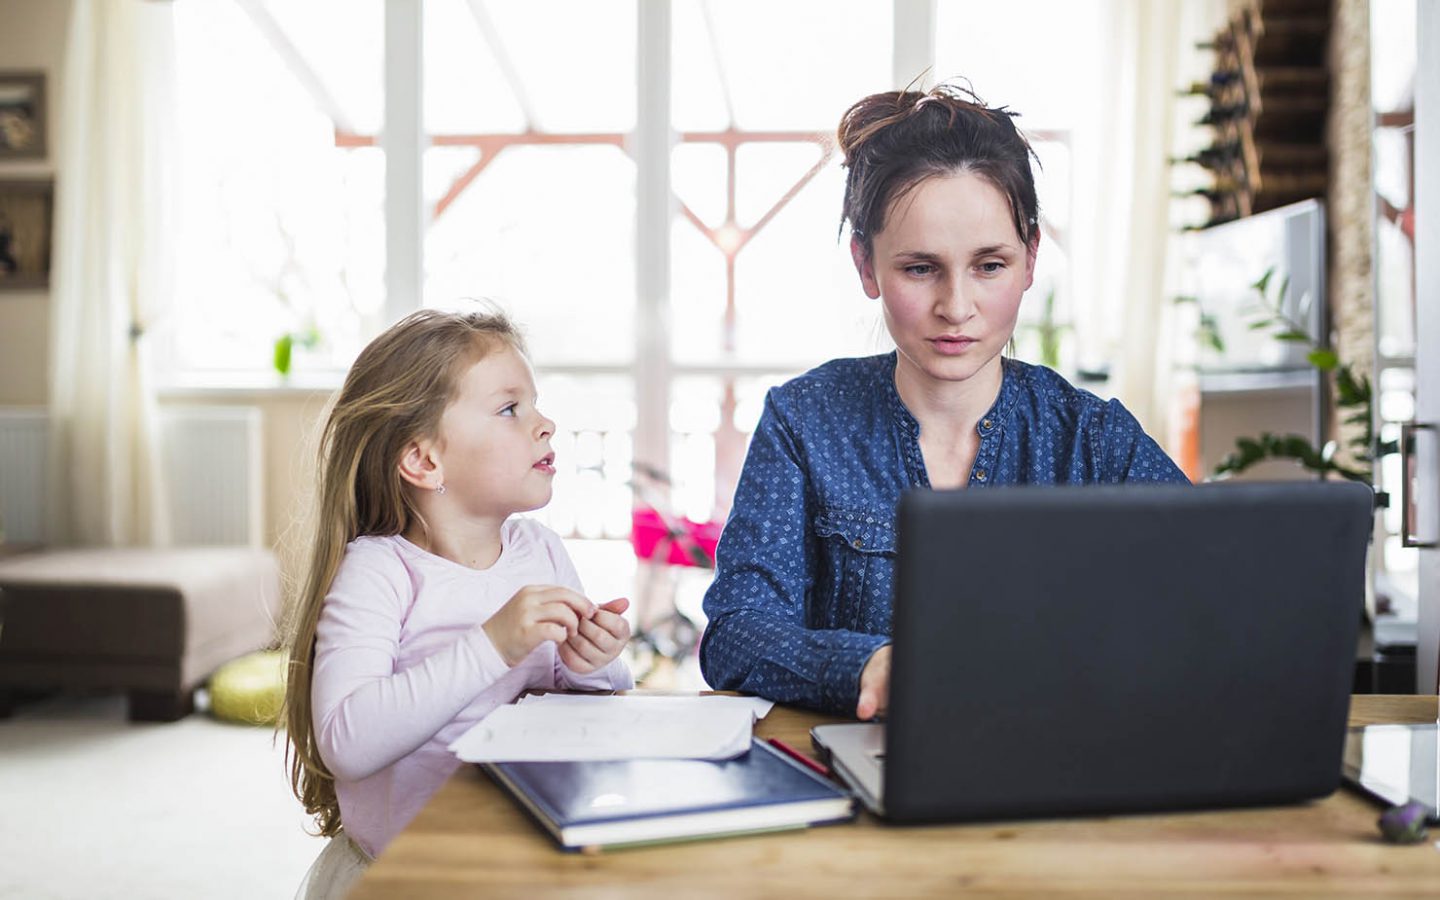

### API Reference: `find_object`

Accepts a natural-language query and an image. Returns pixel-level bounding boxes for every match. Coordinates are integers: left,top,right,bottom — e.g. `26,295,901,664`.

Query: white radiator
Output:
0,408,48,544
159,406,264,546
0,406,263,546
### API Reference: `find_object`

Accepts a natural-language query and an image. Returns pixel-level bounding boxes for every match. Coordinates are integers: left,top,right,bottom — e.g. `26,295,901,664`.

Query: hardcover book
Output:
482,738,855,850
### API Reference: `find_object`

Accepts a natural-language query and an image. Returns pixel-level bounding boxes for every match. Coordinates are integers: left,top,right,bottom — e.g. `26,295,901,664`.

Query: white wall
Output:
1414,0,1440,694
0,0,70,406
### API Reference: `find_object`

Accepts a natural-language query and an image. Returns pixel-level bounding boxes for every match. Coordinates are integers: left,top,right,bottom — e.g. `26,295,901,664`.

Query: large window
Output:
171,0,384,380
934,0,1104,376
168,0,1111,686
171,0,1106,522
421,0,638,365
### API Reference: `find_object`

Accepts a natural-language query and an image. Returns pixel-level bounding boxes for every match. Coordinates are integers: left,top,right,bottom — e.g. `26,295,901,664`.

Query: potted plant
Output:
1209,267,1396,490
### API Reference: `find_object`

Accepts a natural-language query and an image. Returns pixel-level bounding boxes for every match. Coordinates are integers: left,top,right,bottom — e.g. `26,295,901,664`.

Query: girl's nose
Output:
536,413,555,440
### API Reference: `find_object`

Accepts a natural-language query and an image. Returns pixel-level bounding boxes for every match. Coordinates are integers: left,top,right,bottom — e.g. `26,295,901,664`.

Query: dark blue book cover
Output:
482,738,855,850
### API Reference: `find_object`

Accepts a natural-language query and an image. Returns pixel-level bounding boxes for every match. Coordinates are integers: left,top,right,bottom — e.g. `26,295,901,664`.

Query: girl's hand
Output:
856,644,891,720
558,597,632,675
483,585,596,667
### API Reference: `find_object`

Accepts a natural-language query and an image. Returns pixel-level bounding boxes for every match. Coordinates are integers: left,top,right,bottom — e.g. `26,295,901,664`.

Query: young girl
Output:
283,308,633,898
699,82,1188,722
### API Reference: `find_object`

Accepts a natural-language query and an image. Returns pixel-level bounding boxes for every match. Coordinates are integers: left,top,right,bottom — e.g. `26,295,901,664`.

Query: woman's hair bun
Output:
837,82,999,165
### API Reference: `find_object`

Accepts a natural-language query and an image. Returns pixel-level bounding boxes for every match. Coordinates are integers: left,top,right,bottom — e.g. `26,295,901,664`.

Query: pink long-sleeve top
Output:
311,519,634,857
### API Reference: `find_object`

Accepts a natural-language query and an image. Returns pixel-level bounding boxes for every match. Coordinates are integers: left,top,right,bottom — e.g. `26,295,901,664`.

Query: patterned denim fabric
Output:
698,353,1189,715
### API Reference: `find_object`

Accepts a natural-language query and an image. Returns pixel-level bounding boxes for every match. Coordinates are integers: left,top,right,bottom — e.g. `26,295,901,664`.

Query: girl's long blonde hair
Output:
281,307,525,837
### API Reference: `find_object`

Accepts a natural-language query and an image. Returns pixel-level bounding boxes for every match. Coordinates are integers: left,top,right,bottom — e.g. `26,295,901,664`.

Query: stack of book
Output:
482,738,855,851
452,694,855,852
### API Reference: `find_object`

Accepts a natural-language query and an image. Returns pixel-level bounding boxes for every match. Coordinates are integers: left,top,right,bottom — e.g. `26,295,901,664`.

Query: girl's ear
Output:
397,439,441,491
851,235,881,300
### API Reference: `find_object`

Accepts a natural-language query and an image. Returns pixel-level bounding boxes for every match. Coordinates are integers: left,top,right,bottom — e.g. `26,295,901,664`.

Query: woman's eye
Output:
905,264,935,277
978,261,1005,275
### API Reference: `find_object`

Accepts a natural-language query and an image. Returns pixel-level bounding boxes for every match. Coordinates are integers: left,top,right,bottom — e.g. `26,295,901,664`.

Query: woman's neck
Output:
893,353,1005,443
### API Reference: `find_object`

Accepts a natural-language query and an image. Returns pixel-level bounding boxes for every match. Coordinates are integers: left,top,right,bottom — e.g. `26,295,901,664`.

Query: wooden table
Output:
351,696,1440,898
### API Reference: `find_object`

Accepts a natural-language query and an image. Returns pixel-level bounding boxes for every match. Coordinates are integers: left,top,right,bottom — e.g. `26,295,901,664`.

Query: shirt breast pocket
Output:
811,508,898,634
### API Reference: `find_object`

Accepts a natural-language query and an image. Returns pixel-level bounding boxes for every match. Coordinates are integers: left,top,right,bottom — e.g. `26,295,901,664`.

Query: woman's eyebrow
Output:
892,250,943,263
893,245,1018,262
969,244,1017,258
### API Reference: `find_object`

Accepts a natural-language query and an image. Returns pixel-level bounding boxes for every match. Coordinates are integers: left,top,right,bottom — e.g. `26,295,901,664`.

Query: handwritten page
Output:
449,695,768,762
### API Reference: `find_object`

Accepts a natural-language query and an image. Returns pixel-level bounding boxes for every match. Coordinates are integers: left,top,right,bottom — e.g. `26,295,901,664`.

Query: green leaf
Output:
1198,316,1225,353
1247,319,1275,330
1172,295,1200,305
1337,465,1372,483
273,334,294,376
1335,365,1371,404
1274,331,1311,342
1306,349,1339,370
1252,266,1275,295
1212,431,1334,479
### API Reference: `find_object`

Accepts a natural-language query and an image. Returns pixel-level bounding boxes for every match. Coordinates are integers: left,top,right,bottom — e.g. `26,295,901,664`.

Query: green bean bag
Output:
209,650,285,725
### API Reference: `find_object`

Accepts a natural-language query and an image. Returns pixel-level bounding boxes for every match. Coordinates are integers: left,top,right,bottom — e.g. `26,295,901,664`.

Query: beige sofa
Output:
0,547,282,721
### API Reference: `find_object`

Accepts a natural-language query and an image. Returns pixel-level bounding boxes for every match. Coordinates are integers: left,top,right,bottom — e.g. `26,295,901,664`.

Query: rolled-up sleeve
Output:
700,392,889,715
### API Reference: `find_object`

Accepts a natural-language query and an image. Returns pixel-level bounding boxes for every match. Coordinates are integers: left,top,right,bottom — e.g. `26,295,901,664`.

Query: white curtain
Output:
1072,0,1223,444
47,0,178,546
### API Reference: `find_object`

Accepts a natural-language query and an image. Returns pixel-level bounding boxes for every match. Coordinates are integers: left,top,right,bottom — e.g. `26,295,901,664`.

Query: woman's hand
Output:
483,585,596,667
559,597,632,675
856,644,891,720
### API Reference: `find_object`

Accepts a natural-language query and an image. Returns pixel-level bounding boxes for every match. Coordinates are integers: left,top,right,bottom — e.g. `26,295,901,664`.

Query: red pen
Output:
767,737,833,780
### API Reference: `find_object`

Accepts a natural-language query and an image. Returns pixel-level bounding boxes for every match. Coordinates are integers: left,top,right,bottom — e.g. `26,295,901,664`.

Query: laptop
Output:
812,481,1373,823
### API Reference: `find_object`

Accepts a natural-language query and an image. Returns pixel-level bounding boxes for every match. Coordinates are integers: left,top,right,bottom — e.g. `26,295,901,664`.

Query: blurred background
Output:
1,2,1437,897
0,0,1433,691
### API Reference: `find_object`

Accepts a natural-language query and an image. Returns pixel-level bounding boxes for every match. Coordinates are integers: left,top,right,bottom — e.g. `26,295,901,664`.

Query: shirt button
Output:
852,539,864,548
975,469,988,481
981,418,993,430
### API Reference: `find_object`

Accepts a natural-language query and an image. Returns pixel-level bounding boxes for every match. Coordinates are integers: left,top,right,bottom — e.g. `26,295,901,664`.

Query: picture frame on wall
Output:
0,71,46,160
0,180,54,291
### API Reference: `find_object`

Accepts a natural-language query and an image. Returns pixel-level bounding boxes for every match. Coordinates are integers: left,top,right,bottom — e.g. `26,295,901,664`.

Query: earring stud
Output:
435,482,446,495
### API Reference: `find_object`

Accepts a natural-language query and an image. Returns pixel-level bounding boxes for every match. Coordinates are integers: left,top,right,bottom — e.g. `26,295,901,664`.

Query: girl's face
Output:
852,171,1036,389
432,344,557,518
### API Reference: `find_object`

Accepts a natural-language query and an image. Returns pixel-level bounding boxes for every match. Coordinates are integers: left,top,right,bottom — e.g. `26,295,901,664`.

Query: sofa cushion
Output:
0,547,282,692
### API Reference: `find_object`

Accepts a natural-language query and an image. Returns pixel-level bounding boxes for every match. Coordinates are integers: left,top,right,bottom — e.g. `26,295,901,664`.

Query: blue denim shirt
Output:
698,353,1189,715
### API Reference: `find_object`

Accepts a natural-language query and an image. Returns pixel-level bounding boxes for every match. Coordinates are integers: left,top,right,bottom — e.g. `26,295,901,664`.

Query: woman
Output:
698,83,1188,719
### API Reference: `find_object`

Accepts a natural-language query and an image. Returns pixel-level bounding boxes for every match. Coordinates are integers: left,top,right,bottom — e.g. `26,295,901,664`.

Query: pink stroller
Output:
626,463,721,679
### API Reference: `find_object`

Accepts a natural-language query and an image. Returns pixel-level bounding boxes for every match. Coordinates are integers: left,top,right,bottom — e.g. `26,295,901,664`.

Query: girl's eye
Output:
499,403,518,417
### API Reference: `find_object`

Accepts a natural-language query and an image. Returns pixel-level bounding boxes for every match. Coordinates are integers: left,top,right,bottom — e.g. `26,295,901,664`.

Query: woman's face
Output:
852,171,1037,388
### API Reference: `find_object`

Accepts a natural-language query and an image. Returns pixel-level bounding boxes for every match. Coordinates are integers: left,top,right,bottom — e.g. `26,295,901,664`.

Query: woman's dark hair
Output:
838,82,1040,256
